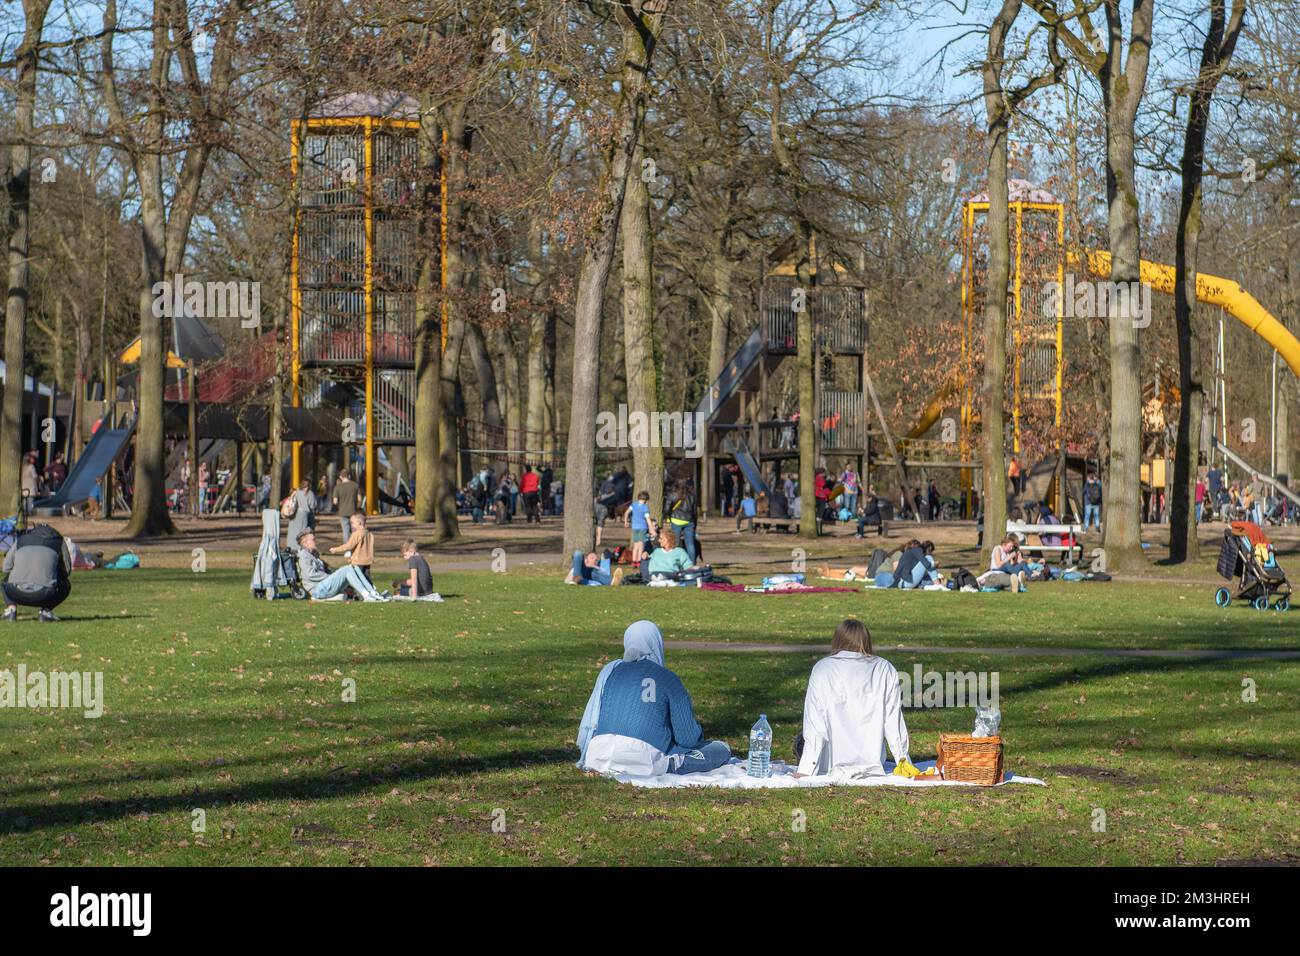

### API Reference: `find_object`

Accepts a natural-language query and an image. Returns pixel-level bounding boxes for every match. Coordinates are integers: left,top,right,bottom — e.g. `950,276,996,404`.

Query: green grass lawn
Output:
1,566,1297,866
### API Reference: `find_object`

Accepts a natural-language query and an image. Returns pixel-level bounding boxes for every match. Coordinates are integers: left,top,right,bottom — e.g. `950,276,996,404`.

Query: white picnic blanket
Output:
604,758,1045,789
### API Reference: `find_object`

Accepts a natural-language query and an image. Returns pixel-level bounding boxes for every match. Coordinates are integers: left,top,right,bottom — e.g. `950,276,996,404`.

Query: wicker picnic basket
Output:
936,733,1004,786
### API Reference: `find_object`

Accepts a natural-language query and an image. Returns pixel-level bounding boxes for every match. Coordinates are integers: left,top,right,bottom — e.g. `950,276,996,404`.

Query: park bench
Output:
753,516,800,533
1007,521,1083,565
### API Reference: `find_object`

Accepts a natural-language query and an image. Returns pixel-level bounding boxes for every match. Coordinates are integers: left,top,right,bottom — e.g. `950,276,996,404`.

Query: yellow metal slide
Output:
906,252,1300,439
1081,250,1300,377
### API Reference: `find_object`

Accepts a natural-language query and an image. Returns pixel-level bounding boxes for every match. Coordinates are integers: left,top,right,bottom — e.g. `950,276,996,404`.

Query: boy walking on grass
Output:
624,490,655,563
330,512,375,582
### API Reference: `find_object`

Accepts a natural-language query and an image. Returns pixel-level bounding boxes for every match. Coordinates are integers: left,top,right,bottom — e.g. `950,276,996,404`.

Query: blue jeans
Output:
668,739,732,775
1083,504,1100,529
311,565,379,600
999,562,1032,576
675,523,697,562
843,492,857,514
571,549,612,586
899,557,933,589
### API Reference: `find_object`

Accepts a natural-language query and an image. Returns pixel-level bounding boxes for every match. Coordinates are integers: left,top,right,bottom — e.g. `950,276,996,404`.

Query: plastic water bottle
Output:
973,705,1001,738
747,714,773,778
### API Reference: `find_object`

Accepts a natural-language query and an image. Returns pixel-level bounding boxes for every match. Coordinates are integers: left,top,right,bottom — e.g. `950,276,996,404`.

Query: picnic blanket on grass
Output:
701,583,858,595
600,757,1044,789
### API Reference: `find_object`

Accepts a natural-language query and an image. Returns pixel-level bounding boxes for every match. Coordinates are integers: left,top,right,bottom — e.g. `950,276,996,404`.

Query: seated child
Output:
735,489,758,533
394,539,433,597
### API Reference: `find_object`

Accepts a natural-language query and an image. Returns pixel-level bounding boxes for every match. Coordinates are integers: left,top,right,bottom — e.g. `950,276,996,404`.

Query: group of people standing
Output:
464,463,557,524
18,451,68,512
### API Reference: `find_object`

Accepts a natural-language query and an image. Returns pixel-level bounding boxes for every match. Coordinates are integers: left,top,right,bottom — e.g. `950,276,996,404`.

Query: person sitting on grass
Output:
990,533,1031,592
3,524,72,622
330,512,375,582
576,620,731,776
566,550,625,587
624,490,655,564
895,540,938,589
296,531,388,602
791,619,910,779
394,539,433,597
646,527,695,577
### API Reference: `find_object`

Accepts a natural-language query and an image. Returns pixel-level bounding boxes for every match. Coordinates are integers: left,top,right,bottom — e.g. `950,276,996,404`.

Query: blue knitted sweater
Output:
593,659,703,754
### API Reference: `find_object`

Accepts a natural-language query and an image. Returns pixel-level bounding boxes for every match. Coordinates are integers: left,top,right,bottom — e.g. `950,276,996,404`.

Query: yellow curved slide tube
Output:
908,388,952,439
906,250,1299,439
1078,250,1300,378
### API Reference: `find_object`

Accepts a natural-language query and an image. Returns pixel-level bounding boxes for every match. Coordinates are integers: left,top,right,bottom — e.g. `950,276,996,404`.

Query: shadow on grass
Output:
0,745,579,836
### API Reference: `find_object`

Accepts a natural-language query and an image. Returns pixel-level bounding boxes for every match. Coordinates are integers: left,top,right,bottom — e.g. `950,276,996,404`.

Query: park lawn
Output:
0,566,1297,866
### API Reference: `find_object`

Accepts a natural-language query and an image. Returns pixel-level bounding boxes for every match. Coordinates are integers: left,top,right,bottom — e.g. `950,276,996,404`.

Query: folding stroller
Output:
1215,521,1290,611
251,508,307,600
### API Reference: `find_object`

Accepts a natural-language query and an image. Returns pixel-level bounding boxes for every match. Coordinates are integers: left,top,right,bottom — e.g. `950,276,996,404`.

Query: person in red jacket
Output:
520,464,542,523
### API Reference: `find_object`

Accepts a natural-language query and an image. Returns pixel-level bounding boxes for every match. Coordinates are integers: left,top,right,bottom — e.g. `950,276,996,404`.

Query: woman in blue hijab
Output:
576,620,731,776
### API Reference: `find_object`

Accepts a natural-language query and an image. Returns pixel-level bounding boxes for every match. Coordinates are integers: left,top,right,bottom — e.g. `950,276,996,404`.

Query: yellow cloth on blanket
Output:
892,758,937,779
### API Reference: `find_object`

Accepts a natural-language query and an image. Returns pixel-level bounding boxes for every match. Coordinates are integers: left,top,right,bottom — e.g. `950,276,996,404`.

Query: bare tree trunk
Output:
1,0,52,514
73,298,90,458
466,321,504,466
705,248,733,386
622,136,665,513
1170,0,1245,563
1098,1,1154,570
978,0,1020,564
100,0,242,536
493,327,522,457
414,100,441,523
524,223,551,455
428,100,473,541
543,307,557,454
795,223,817,538
563,0,667,558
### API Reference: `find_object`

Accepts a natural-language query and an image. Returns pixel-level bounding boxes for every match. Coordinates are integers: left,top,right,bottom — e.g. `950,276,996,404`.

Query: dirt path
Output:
665,641,1300,659
38,511,1298,577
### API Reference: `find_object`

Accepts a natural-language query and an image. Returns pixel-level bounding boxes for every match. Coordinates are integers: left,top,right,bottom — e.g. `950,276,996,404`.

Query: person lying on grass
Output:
330,513,375,583
394,539,433,597
791,618,910,779
566,549,625,587
297,531,389,602
576,620,731,776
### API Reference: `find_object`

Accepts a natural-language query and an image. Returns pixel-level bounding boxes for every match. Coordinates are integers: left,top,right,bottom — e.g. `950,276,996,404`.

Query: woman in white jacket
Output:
791,619,911,778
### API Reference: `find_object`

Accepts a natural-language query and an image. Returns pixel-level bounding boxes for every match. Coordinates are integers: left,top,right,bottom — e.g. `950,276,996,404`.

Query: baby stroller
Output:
251,508,307,600
1215,521,1290,611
